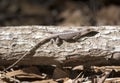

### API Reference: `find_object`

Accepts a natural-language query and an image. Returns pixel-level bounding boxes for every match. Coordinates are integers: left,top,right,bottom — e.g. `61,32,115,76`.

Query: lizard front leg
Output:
50,37,63,46
55,37,63,46
72,33,80,40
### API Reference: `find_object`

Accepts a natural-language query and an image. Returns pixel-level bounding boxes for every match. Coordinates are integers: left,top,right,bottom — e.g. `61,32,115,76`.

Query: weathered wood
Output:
0,26,120,66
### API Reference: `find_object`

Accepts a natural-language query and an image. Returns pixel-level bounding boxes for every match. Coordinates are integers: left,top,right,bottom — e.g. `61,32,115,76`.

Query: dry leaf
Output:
6,67,46,79
53,67,68,79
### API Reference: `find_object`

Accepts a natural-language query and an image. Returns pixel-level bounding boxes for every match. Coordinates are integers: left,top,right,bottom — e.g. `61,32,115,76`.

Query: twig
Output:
0,71,20,83
72,72,84,83
97,70,112,83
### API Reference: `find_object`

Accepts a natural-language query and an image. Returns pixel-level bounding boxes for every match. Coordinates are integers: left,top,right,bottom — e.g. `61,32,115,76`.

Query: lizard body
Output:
57,28,95,40
50,28,97,45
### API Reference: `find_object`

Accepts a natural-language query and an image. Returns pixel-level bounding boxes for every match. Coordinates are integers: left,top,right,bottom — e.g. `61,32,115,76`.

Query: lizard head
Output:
79,28,99,37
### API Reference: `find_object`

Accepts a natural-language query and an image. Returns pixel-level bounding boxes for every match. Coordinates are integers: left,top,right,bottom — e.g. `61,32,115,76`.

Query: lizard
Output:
4,28,98,71
49,28,98,46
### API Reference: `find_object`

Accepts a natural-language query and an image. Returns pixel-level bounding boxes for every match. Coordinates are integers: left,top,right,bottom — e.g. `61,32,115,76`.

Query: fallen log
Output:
0,26,120,67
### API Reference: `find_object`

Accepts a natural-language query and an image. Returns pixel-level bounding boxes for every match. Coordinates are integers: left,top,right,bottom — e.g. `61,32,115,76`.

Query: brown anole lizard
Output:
5,28,98,71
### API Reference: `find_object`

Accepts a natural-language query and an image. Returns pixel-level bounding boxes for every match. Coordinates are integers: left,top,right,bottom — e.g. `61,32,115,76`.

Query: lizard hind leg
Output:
50,38,63,46
55,37,63,46
50,38,55,44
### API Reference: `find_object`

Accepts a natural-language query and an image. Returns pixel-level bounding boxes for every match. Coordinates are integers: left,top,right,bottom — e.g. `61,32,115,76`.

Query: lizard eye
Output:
87,28,94,31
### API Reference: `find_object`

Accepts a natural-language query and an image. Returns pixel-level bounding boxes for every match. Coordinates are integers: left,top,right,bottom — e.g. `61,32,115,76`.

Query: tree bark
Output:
0,26,120,66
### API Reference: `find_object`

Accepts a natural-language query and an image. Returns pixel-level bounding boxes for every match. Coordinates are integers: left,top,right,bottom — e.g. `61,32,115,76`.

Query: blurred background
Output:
0,0,120,26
